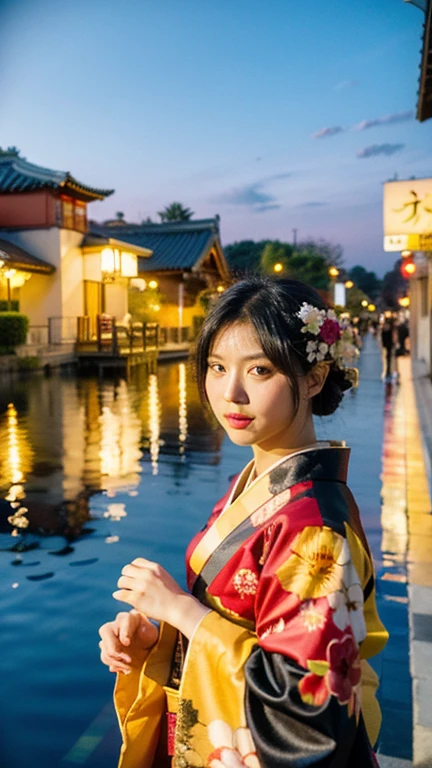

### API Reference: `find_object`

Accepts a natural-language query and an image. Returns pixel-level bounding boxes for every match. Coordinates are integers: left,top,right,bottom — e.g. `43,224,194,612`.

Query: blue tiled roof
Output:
0,154,114,200
92,219,225,272
0,235,55,273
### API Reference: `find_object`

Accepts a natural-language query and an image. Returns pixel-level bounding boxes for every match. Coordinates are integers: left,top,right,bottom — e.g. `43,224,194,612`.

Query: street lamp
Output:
399,297,410,308
329,267,339,278
273,263,283,273
216,285,224,293
148,280,159,289
345,280,354,289
361,300,368,308
367,303,376,312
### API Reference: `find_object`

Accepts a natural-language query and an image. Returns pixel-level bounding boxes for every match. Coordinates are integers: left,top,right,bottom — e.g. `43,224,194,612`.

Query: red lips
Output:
224,413,254,429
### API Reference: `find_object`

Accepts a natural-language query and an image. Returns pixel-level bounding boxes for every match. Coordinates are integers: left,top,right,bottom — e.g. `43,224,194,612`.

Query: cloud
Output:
255,204,282,213
266,172,292,181
356,143,405,158
312,126,344,139
352,110,414,131
299,202,327,207
215,173,291,211
334,80,358,91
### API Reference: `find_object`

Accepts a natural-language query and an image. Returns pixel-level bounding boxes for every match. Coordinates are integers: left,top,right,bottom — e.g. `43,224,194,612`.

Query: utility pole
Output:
292,229,298,247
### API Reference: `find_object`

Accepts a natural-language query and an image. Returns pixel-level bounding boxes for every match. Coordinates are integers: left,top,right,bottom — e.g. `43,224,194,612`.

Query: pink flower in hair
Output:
320,318,341,346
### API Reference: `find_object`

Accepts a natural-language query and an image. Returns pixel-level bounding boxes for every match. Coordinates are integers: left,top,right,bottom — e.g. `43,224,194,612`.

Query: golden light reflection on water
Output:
1,403,33,536
380,386,408,556
148,373,161,475
99,380,143,491
178,363,188,455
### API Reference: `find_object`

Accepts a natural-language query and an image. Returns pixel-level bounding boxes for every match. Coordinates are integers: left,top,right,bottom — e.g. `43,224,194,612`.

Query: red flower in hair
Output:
320,318,341,346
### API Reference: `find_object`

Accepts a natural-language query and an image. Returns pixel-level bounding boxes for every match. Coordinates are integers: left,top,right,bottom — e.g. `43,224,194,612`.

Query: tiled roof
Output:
92,219,225,272
0,153,114,201
417,0,432,121
0,236,55,273
81,233,152,258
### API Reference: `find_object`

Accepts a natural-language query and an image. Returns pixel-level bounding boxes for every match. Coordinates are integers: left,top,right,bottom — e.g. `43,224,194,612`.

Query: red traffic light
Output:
400,257,416,279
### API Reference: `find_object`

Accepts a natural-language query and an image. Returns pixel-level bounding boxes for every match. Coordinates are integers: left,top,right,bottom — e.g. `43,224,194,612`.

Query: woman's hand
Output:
112,558,210,639
98,609,159,674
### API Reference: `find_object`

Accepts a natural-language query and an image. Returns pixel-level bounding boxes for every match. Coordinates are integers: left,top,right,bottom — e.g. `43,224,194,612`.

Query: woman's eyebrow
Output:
208,352,268,361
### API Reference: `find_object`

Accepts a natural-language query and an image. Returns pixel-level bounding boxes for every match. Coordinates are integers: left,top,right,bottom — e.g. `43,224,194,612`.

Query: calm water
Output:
0,339,410,767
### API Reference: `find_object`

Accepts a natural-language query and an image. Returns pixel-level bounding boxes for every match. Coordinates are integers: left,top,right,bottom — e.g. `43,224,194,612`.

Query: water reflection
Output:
0,362,223,552
148,373,161,475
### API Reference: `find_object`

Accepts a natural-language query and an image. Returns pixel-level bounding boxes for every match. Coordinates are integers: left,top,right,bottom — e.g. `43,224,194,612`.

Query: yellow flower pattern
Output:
276,526,349,599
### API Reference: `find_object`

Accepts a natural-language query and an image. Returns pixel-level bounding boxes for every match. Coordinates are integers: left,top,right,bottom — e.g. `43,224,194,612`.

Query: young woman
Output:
99,277,388,768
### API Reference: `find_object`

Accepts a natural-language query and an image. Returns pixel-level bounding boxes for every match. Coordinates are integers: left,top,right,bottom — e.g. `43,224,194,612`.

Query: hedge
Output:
0,300,19,311
0,312,29,347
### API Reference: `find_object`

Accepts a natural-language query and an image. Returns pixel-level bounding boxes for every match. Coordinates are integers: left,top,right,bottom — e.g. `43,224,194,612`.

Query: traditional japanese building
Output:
97,217,230,339
0,148,150,343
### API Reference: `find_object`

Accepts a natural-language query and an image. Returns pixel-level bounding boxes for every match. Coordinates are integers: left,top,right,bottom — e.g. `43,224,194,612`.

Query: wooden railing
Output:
77,315,159,355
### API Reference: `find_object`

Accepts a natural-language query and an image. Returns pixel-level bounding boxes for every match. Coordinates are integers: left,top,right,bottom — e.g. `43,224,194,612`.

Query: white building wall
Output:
105,281,128,320
9,228,62,324
60,229,84,318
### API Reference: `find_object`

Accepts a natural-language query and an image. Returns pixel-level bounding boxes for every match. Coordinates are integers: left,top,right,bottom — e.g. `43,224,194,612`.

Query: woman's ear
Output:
305,362,330,400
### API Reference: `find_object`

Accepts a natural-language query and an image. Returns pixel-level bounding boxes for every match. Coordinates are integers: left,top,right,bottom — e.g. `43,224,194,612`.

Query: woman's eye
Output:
252,365,271,376
208,363,225,373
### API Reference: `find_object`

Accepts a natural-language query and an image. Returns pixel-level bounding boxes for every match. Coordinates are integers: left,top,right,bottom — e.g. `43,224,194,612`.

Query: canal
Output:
0,336,411,767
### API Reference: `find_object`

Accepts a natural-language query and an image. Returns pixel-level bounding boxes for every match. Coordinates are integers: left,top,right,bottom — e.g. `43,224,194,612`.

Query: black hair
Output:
195,276,353,417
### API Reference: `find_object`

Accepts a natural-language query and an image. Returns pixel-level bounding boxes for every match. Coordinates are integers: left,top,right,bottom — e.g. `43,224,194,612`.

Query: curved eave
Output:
5,260,55,275
61,177,115,202
417,0,432,121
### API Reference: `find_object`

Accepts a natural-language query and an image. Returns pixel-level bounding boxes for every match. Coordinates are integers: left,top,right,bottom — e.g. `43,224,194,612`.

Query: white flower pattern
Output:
327,562,367,643
208,720,260,768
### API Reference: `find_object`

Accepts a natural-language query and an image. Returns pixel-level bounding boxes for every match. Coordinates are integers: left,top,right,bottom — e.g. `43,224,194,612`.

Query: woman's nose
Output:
223,375,249,404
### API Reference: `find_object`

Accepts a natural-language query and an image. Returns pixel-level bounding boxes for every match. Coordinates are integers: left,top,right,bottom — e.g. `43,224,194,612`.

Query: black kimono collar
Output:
267,443,350,495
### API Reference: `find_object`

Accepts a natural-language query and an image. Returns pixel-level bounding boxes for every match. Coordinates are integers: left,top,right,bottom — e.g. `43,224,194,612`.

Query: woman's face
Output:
205,321,311,452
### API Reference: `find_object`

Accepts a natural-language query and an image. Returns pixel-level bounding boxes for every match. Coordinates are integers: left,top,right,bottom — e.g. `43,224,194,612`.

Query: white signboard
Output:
383,179,432,251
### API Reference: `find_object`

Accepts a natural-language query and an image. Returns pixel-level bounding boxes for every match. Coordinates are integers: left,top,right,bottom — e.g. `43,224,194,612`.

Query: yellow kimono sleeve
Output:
114,621,177,768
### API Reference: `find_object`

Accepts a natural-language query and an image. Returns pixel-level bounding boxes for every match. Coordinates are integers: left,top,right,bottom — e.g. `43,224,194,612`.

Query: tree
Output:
380,259,407,310
158,202,194,222
224,240,271,273
348,266,382,300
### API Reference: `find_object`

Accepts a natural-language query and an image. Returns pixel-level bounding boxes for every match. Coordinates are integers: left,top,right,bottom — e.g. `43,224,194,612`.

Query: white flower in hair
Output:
297,303,324,335
306,339,318,362
316,342,329,362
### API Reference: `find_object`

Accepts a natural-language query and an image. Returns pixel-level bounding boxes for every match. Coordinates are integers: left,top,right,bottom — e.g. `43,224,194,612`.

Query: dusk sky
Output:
2,0,432,275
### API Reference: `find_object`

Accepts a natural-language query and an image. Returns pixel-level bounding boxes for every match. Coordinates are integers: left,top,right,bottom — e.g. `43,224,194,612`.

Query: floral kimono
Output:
114,442,388,768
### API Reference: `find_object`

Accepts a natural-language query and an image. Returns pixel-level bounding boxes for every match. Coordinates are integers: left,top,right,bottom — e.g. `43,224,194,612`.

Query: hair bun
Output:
312,365,357,416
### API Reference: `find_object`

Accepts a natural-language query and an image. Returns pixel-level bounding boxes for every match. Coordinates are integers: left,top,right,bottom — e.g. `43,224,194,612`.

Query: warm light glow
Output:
329,267,339,277
0,259,4,269
404,262,416,275
399,297,410,307
273,263,283,273
101,248,116,275
99,381,142,491
148,373,161,476
361,300,368,307
368,304,376,312
4,269,16,280
401,250,412,258
216,285,224,293
121,251,138,278
178,363,188,456
345,280,354,289
148,280,159,290
129,278,146,292
152,304,161,312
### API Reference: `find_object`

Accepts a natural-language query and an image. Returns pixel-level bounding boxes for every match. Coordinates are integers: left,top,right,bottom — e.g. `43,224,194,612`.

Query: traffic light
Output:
400,256,416,279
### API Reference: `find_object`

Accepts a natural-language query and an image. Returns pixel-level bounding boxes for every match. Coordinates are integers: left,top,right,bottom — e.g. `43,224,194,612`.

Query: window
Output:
60,196,87,231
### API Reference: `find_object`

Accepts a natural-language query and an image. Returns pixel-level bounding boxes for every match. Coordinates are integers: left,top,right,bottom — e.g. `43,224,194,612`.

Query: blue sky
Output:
1,0,432,275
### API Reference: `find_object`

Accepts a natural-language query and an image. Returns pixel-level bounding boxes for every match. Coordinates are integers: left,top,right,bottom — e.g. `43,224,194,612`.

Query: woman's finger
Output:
113,589,135,607
116,575,137,591
117,611,139,646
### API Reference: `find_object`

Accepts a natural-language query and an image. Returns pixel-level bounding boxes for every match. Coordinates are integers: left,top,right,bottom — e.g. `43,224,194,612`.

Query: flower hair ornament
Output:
297,303,360,386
